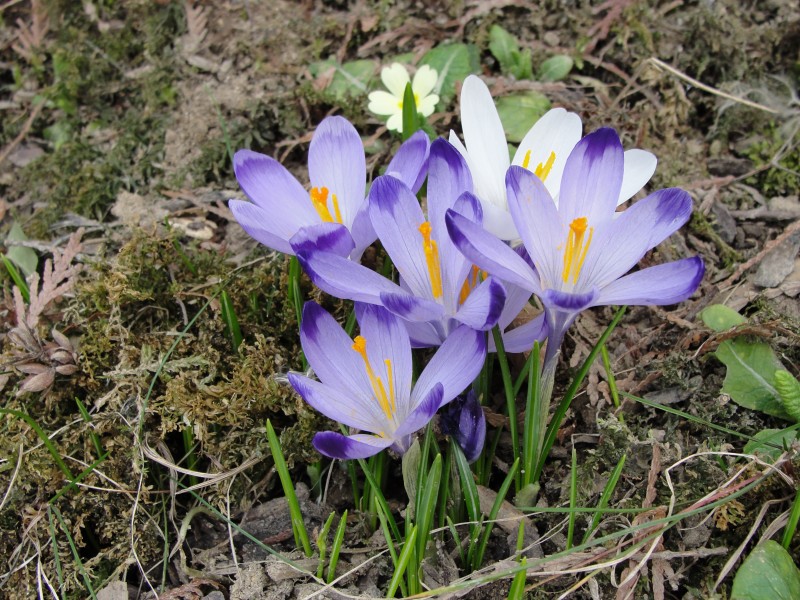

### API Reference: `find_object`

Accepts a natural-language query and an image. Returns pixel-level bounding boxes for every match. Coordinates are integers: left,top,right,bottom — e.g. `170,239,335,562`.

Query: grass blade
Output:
220,289,243,352
474,458,519,570
567,447,578,549
582,453,626,545
492,326,520,491
387,525,418,598
2,254,30,302
327,510,347,584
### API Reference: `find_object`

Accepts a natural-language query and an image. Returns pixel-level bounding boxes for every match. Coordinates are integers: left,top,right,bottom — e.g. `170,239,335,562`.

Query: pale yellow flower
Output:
368,63,439,133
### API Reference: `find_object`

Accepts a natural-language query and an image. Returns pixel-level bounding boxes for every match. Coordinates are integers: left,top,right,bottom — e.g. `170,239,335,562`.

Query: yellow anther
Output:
534,151,556,181
522,149,532,170
418,221,443,299
561,217,594,284
458,264,484,306
352,336,395,422
384,359,396,413
310,187,342,223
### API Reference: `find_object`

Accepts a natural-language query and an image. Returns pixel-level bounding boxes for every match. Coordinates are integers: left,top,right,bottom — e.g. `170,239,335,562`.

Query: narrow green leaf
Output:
402,439,421,519
387,525,418,598
220,289,243,352
743,428,799,461
566,447,577,549
401,82,418,140
582,454,627,545
731,540,800,600
1,254,29,303
265,419,313,556
416,454,442,560
492,326,520,491
5,222,38,277
474,458,519,570
327,510,347,584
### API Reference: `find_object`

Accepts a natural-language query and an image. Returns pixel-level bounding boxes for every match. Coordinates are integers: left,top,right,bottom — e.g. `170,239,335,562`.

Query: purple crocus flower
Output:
288,302,486,459
446,127,705,362
229,116,429,260
297,138,543,349
439,391,486,463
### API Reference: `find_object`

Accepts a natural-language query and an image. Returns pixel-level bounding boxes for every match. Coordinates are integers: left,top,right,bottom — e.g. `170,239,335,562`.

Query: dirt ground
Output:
0,0,799,598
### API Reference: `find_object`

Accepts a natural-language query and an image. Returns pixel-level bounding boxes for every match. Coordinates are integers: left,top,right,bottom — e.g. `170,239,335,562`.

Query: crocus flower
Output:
229,115,429,260
288,302,486,459
449,75,657,241
439,391,486,463
446,127,705,362
297,138,542,349
368,63,440,133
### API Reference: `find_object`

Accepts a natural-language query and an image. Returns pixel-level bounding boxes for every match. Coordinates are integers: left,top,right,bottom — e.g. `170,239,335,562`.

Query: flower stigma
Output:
418,221,443,299
522,150,557,181
352,336,396,423
561,217,594,284
309,186,343,223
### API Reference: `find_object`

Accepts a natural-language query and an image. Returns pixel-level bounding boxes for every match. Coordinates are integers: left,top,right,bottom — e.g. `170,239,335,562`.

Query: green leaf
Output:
537,55,574,82
5,223,38,277
495,92,551,143
488,25,518,71
743,428,799,462
716,338,788,419
401,439,421,519
309,59,378,101
775,370,800,422
731,540,800,600
700,304,747,332
419,42,480,108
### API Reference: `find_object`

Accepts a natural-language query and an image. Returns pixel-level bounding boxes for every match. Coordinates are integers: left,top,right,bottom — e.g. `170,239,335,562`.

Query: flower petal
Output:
596,257,704,306
454,276,506,331
368,176,434,299
427,138,474,242
619,149,657,205
417,94,439,117
394,383,444,438
228,201,294,255
289,223,355,257
233,149,315,216
542,288,598,314
512,108,583,199
413,325,486,406
442,192,482,304
349,200,377,260
308,116,366,227
313,431,393,459
445,210,540,293
506,165,563,288
298,250,401,303
402,320,447,348
580,187,694,288
382,63,411,97
559,128,624,226
380,290,447,322
491,313,548,353
289,373,382,432
368,90,401,116
481,199,520,241
412,64,438,98
355,303,413,422
298,302,371,397
386,112,403,133
386,130,431,193
439,391,485,462
459,76,510,214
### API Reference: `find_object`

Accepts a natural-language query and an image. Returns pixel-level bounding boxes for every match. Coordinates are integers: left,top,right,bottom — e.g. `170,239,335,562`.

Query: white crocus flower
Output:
450,75,657,241
368,63,440,133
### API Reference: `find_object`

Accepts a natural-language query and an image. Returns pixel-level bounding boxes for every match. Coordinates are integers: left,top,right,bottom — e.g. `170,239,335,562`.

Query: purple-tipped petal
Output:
308,116,366,227
492,313,548,353
442,192,483,303
427,138,474,242
580,187,694,288
559,128,624,226
543,288,598,314
506,166,563,287
454,276,506,331
394,383,445,438
289,373,382,432
380,291,447,322
596,257,704,306
402,320,447,348
439,391,486,463
354,304,413,416
386,130,431,193
299,302,372,397
414,325,486,406
233,149,316,221
229,201,294,255
497,278,533,330
313,431,393,459
445,210,540,294
297,250,401,304
369,176,435,299
290,223,355,257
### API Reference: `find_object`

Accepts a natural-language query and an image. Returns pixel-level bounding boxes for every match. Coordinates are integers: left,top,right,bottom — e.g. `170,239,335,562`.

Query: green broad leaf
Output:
419,42,480,108
716,338,789,420
537,55,574,82
743,428,799,462
401,439,421,519
5,222,38,277
495,92,551,143
731,540,800,600
700,304,747,332
488,25,532,80
309,59,378,101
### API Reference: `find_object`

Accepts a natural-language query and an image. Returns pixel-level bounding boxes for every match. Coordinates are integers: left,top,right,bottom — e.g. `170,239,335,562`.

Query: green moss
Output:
743,122,800,196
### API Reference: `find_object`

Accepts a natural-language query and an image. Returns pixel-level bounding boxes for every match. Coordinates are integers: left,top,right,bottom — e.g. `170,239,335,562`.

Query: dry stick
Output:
0,103,43,166
648,57,780,114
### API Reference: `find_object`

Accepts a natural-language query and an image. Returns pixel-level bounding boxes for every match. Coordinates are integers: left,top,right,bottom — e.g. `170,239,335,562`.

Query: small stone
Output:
754,231,800,288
